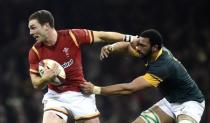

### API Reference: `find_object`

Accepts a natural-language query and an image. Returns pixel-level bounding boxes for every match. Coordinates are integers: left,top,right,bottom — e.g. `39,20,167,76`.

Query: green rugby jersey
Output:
144,47,204,103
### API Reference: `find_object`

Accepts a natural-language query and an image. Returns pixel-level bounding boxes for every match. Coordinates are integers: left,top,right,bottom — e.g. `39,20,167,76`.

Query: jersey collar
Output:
145,48,163,66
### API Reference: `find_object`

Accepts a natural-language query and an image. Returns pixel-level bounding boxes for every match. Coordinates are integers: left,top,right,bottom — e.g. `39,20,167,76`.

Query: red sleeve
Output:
28,48,40,74
69,29,94,45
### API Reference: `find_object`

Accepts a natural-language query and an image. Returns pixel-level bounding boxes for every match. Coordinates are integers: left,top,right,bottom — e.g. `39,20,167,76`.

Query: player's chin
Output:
36,37,44,42
138,53,144,58
139,54,147,60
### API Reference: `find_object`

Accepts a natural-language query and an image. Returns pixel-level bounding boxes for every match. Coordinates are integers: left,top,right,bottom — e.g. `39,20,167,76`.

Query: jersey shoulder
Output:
58,29,93,46
28,42,43,61
147,47,175,79
31,42,43,50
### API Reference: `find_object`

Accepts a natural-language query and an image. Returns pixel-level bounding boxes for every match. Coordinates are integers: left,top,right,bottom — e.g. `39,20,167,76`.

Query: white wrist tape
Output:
93,86,101,94
123,35,134,42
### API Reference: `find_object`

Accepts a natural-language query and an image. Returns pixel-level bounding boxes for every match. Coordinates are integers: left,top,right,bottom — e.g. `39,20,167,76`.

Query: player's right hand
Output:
100,45,113,60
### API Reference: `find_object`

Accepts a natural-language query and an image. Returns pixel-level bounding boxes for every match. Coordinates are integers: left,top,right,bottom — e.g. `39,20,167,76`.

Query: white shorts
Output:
153,98,205,123
42,89,100,120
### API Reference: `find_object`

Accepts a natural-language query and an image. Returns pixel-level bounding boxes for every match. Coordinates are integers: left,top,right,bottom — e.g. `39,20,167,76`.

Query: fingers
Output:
42,69,56,81
51,63,61,75
130,36,140,49
80,82,94,95
42,63,60,80
100,45,113,60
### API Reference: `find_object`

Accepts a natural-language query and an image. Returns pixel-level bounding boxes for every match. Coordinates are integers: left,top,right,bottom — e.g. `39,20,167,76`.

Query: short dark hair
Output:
140,29,163,49
29,10,54,28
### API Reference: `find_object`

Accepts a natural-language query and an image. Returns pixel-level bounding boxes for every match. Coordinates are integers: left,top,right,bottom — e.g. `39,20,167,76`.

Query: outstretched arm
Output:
80,76,152,95
100,41,140,60
93,31,135,43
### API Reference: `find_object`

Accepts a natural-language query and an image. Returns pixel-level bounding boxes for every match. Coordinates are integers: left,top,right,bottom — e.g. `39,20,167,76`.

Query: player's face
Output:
131,37,152,59
28,19,48,42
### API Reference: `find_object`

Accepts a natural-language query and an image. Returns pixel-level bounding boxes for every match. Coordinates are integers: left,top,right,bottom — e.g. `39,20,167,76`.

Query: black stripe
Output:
90,30,94,44
128,35,131,42
44,109,68,115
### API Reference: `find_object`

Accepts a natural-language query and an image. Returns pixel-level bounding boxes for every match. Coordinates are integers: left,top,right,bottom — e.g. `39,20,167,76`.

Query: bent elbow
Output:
33,85,39,89
33,84,45,90
32,81,44,90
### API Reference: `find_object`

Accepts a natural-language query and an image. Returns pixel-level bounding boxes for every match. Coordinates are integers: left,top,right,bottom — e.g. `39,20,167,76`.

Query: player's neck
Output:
44,29,57,46
150,48,162,62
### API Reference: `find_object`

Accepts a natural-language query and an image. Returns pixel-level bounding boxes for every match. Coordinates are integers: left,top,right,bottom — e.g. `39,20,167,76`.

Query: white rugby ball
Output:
38,59,66,85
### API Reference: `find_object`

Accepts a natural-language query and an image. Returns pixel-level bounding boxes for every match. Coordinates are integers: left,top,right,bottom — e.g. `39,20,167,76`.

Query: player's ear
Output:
44,23,51,30
152,45,158,52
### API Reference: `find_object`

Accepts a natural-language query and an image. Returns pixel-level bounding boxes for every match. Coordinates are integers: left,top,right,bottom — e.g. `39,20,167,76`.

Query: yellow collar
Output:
145,48,163,66
154,48,163,61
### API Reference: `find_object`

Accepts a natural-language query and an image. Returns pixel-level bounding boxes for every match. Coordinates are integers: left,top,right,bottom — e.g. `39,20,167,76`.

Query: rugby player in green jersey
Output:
80,29,205,123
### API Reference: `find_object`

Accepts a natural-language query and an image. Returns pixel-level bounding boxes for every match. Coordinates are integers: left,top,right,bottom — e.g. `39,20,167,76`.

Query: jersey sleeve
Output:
143,64,170,87
28,47,40,74
69,29,94,46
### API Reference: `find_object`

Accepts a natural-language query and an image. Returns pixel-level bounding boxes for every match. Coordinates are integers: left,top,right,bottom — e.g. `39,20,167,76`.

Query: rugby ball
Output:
38,59,66,85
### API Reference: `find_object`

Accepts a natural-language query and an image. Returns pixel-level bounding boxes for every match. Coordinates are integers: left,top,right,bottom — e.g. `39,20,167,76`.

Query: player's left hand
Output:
80,82,95,95
100,45,113,60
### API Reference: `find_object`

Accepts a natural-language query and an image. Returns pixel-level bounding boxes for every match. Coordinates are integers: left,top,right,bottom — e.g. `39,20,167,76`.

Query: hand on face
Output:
130,36,140,50
100,45,113,60
80,82,95,95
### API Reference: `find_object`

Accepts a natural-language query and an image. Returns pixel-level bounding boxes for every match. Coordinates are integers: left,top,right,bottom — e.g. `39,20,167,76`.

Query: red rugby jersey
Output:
28,29,94,92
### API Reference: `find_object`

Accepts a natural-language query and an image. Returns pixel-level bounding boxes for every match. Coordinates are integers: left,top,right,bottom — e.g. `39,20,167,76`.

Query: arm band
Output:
123,35,134,42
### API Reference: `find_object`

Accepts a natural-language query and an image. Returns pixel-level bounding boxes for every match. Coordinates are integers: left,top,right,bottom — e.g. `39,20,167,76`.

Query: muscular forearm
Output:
93,31,126,42
81,76,151,96
109,42,130,53
93,77,150,95
30,74,52,89
100,83,135,95
101,31,124,42
108,42,140,57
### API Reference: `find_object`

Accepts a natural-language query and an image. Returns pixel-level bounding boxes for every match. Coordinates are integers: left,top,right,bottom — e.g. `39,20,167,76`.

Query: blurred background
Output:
0,0,209,123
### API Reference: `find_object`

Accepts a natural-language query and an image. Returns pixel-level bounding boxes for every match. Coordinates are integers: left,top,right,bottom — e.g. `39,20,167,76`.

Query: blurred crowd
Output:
0,0,209,123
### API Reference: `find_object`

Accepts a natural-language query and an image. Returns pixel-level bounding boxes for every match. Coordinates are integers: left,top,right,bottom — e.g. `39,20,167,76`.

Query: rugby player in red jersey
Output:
28,10,135,123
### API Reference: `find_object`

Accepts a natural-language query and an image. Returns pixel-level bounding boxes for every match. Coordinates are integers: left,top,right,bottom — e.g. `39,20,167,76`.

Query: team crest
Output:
63,47,70,57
